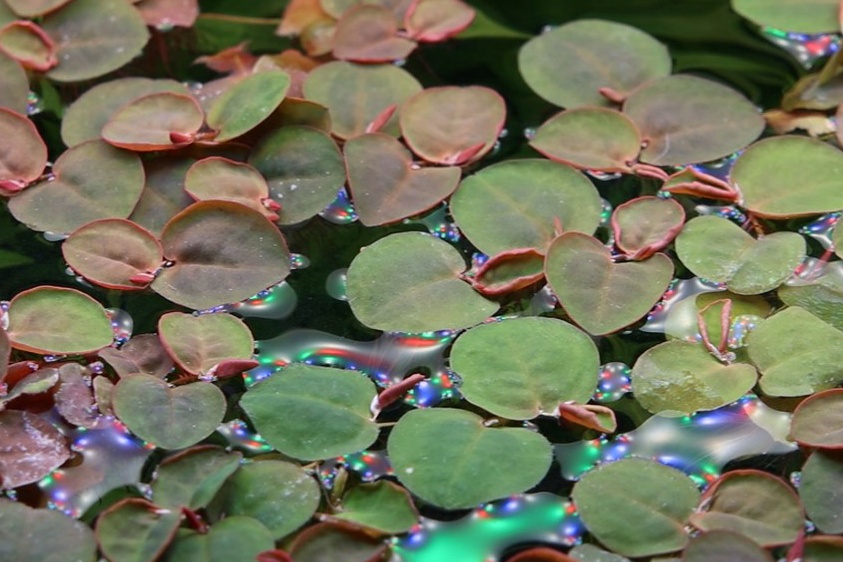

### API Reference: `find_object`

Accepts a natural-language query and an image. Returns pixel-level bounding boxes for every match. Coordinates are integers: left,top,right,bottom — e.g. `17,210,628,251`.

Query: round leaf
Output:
623,75,764,166
612,196,685,259
731,136,843,218
288,521,387,562
346,232,498,332
163,516,274,562
332,5,416,62
207,70,291,142
791,389,843,449
518,19,671,108
334,481,418,533
95,498,180,562
683,530,773,562
631,340,758,414
344,133,460,226
450,317,599,419
451,159,602,255
0,410,69,489
8,140,144,234
399,86,506,165
151,446,243,510
0,21,57,71
5,0,73,17
800,450,843,532
62,219,164,291
530,107,641,172
185,158,275,218
302,61,421,138
0,108,47,187
102,92,204,151
0,500,96,562
732,0,839,34
0,51,28,113
545,232,674,335
158,312,254,376
405,0,475,41
6,286,113,354
571,458,700,558
248,126,345,225
151,201,291,310
112,375,226,449
388,408,552,509
780,261,843,331
42,0,150,82
241,363,379,460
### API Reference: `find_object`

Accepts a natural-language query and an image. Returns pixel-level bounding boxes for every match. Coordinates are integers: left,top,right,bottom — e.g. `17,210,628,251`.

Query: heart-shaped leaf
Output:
241,364,379,460
470,247,546,296
346,232,498,332
450,317,598,419
612,196,685,259
572,458,699,557
102,92,204,151
95,498,181,562
545,232,674,335
248,126,345,225
151,446,242,510
151,201,291,310
451,159,602,255
184,158,277,219
62,219,164,291
405,0,475,42
518,19,671,108
731,0,839,34
388,408,552,509
158,312,254,376
791,389,843,449
344,133,460,225
162,516,275,562
8,140,144,234
0,51,28,113
332,5,416,62
303,60,421,138
399,86,505,165
333,481,418,533
800,450,843,534
99,334,175,379
129,157,195,237
623,75,764,166
0,410,69,489
676,216,805,295
530,107,641,172
0,500,96,562
209,460,320,539
6,286,113,354
730,136,843,218
631,340,757,414
113,375,226,449
747,307,843,396
207,70,291,142
0,21,56,71
0,108,47,190
780,262,843,331
683,530,774,562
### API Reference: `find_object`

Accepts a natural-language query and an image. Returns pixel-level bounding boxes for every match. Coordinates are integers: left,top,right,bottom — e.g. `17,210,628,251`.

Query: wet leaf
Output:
690,469,804,546
0,21,56,71
612,197,685,260
55,363,98,428
303,61,421,138
332,5,416,62
530,107,641,172
102,92,204,151
346,232,498,332
151,201,291,310
731,0,839,34
113,375,226,449
185,157,276,219
545,232,674,335
99,334,175,379
0,499,96,562
779,262,843,331
333,481,418,533
158,312,254,376
731,136,843,218
470,247,545,296
399,86,505,165
8,140,144,234
791,389,843,449
624,75,764,166
207,70,290,142
800,450,843,532
151,446,242,510
747,307,843,396
6,286,113,354
405,0,475,42
675,216,805,295
451,159,602,255
344,133,460,225
241,364,379,460
162,516,275,562
388,408,552,509
631,340,757,414
62,219,164,290
209,460,320,539
0,108,47,189
450,317,598,420
0,410,69,489
518,19,670,108
0,51,28,113
129,157,195,237
42,0,149,82
95,498,181,562
287,522,387,562
135,0,199,28
683,530,773,562
571,458,699,558
249,126,345,225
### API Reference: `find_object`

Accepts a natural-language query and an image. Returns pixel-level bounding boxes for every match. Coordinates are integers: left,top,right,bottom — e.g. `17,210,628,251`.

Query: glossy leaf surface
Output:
184,158,276,219
207,70,290,141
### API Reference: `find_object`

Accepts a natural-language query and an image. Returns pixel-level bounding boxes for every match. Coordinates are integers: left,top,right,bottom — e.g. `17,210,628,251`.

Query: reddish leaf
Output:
256,551,294,562
288,521,388,562
0,51,29,114
508,547,578,562
0,108,47,189
185,157,277,220
470,247,545,296
0,20,56,71
135,0,198,28
558,402,617,433
194,42,257,75
277,0,332,37
300,18,337,57
332,5,416,62
372,373,427,413
4,0,72,17
209,359,260,379
611,196,686,260
129,157,195,237
405,0,475,42
102,92,205,151
0,409,69,489
98,334,175,379
55,363,98,428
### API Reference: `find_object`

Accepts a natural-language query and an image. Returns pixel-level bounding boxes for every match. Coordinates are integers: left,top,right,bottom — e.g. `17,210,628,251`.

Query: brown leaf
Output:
0,410,69,489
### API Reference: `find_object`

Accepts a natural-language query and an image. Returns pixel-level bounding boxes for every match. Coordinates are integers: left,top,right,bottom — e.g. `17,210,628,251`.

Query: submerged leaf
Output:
0,410,69,489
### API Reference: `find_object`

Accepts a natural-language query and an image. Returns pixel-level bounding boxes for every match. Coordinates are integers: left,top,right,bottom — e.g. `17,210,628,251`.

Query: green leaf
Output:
545,233,674,335
162,516,275,562
0,52,28,113
241,363,379,460
0,108,47,187
158,312,254,376
689,469,805,546
95,498,181,562
129,157,195,237
805,537,843,562
747,307,843,396
571,458,699,558
388,408,552,509
470,247,546,296
102,92,204,151
0,500,96,562
210,460,320,539
518,19,671,108
6,286,113,354
791,389,843,449
152,446,243,510
800,450,843,533
612,196,685,259
779,262,843,330
184,157,277,220
731,0,839,34
631,340,757,414
683,531,773,562
731,136,843,218
568,544,630,562
450,317,599,419
334,481,418,534
624,75,764,166
346,232,498,332
112,375,226,449
5,0,72,18
451,159,602,255
207,70,291,142
248,126,346,225
0,409,69,489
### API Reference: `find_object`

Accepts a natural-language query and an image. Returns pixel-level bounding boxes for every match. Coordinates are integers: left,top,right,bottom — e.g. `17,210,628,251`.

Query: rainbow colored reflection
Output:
216,282,297,320
593,362,631,403
695,204,747,224
392,493,585,562
216,419,273,454
763,27,840,68
319,187,358,224
319,450,393,488
555,394,795,486
799,212,840,249
404,203,461,242
106,308,133,344
641,277,725,334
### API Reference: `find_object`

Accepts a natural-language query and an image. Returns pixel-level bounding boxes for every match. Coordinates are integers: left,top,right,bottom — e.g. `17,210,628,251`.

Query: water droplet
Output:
523,127,537,140
44,231,69,242
319,187,358,224
106,308,134,343
325,268,349,301
290,253,310,269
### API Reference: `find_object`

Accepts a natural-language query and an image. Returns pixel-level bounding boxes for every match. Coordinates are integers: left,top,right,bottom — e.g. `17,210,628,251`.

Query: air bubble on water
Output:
404,204,461,242
599,198,613,227
26,91,42,116
640,277,725,335
156,19,174,32
290,253,310,269
498,128,508,138
319,187,358,224
106,308,134,343
762,27,840,69
218,282,298,320
216,419,273,454
593,362,632,403
523,127,537,140
789,471,802,489
541,24,555,33
394,58,407,67
695,204,747,225
44,231,69,242
689,152,739,181
585,170,622,181
325,268,349,301
798,212,840,249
